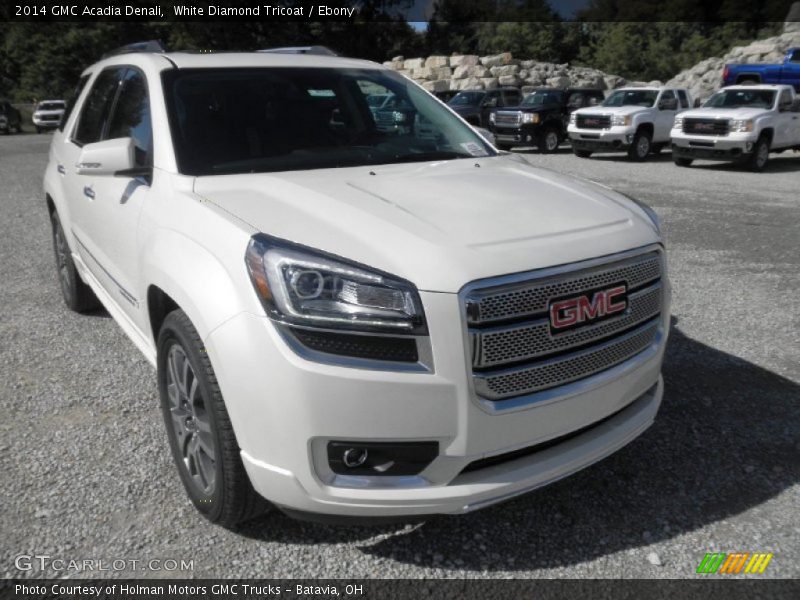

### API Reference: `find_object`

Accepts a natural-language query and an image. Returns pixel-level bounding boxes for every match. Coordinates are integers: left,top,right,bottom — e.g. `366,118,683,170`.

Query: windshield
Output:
602,90,658,108
38,102,65,111
521,91,562,107
366,94,390,108
448,91,486,106
704,89,776,109
163,68,495,176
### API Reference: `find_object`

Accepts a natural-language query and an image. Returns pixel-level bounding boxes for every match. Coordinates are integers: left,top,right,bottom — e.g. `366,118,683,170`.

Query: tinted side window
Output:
778,89,793,109
107,69,152,167
677,90,689,108
73,68,123,146
790,49,800,63
59,75,90,132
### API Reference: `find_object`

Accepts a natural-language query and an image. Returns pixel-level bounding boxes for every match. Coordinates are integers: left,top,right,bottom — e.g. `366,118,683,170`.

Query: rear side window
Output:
790,49,800,63
107,69,153,167
73,68,124,145
59,75,90,132
677,90,689,108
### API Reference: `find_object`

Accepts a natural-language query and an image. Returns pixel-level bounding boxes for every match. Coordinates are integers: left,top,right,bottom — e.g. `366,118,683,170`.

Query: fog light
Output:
327,441,438,476
342,447,368,468
625,134,634,144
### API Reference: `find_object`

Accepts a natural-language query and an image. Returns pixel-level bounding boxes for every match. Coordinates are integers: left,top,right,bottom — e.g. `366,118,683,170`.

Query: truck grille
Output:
464,249,663,402
682,118,729,136
494,112,521,127
576,114,611,129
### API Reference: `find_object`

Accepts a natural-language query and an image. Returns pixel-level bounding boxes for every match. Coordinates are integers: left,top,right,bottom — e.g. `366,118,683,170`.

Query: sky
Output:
406,0,590,25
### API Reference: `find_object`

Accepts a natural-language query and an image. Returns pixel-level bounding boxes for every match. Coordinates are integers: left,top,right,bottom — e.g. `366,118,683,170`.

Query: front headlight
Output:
246,235,426,334
569,113,577,125
489,112,496,124
731,119,753,133
521,112,540,124
611,114,632,127
672,116,683,130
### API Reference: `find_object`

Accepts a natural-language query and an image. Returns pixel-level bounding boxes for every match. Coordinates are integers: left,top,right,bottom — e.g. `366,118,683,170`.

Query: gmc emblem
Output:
585,118,599,125
695,123,714,130
549,283,628,333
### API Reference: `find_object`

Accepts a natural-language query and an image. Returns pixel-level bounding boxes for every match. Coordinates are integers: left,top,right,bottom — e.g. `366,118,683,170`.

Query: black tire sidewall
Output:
630,130,651,161
50,212,79,308
157,314,227,521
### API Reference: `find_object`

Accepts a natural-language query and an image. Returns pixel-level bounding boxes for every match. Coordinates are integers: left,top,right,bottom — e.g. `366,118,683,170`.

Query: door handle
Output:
57,164,66,175
83,186,95,199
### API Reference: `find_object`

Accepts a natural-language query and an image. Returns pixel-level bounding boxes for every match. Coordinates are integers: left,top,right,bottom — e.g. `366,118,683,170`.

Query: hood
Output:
193,155,659,292
574,105,650,117
680,107,767,120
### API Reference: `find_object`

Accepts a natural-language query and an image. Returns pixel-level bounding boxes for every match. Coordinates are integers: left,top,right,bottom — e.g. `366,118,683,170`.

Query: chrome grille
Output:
469,252,661,324
494,112,521,126
464,248,664,403
577,114,611,129
683,118,729,136
474,320,659,400
474,282,661,368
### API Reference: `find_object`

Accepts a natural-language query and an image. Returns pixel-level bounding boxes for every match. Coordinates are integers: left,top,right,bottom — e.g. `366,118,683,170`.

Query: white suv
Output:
44,45,670,526
568,87,692,161
671,84,800,171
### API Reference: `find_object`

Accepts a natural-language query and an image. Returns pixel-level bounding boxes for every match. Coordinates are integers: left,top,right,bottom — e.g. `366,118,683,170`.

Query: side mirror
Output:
694,98,703,108
482,98,498,108
76,138,135,176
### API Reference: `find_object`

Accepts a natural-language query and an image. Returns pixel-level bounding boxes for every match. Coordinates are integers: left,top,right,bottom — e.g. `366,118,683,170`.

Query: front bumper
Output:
670,131,756,161
491,124,540,145
568,126,635,152
206,285,670,518
33,119,59,129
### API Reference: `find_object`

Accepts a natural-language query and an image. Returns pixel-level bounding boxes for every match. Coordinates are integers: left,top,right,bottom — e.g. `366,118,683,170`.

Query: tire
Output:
673,157,693,167
537,128,561,153
50,211,100,312
157,310,268,528
496,143,513,151
744,134,770,172
572,148,592,158
36,126,42,134
628,129,652,161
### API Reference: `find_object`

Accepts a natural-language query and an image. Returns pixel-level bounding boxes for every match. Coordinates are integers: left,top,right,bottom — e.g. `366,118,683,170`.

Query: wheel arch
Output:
735,73,761,84
141,229,255,347
636,121,654,136
759,127,774,144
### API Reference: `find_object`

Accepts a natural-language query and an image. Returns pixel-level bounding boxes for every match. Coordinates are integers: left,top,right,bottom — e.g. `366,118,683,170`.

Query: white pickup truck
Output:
44,43,670,527
671,84,800,171
568,87,692,161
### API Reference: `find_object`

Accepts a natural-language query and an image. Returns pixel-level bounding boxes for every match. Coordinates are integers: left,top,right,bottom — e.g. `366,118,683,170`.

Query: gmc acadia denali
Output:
44,45,670,526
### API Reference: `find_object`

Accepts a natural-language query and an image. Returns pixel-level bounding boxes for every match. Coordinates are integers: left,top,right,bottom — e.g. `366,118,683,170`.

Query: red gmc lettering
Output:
550,285,627,330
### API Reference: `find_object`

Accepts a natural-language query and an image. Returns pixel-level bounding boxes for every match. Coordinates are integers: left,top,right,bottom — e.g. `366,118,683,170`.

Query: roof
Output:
92,51,382,72
722,83,795,91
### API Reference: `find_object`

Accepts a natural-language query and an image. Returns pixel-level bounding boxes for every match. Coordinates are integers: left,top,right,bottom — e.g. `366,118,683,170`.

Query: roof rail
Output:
102,40,169,59
258,46,339,56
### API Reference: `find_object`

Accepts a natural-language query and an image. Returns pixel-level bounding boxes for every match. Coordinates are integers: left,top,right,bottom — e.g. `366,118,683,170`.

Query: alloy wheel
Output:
545,131,559,151
165,344,216,495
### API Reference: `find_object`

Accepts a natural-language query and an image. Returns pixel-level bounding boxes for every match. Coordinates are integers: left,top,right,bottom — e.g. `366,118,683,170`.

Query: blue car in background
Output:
723,47,800,91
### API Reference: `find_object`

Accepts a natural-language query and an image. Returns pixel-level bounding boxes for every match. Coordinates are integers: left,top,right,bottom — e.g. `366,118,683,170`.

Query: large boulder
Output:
403,58,425,70
481,77,499,90
546,76,571,88
425,56,450,68
450,54,480,67
480,53,516,67
498,74,521,86
490,64,520,77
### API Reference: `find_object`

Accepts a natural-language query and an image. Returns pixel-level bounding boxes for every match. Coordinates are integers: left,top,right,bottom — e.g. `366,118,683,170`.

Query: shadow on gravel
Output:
688,154,800,173
239,320,799,571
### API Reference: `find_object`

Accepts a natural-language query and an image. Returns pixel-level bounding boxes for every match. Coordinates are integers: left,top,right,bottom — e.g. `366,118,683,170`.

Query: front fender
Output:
141,227,255,345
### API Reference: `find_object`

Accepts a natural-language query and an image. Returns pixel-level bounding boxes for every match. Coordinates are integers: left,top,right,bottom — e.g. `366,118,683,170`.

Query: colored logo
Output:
696,552,774,574
548,283,627,333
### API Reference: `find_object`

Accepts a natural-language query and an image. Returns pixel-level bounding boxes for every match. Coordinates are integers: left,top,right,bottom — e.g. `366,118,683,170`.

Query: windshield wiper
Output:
389,151,472,163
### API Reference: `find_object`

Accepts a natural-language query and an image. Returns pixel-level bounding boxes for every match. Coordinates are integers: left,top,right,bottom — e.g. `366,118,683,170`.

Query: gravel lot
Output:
1,134,798,579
